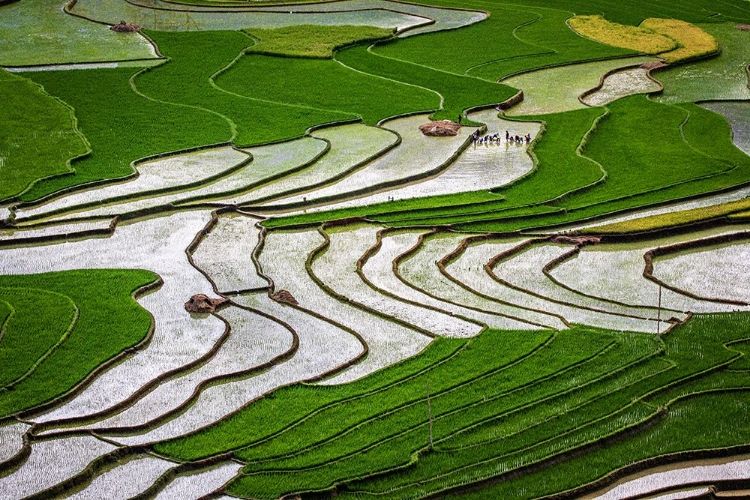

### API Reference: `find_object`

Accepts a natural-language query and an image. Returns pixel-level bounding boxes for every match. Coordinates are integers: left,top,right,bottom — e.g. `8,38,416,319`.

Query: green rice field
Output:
1,0,750,498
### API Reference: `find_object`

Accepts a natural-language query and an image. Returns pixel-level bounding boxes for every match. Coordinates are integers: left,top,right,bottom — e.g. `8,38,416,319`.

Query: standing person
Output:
505,130,510,141
458,114,462,124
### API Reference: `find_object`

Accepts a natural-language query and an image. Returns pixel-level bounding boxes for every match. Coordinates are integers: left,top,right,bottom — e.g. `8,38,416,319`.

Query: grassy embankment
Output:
0,69,88,202
340,313,750,499
0,270,158,419
0,288,76,388
214,30,438,127
214,24,516,126
372,7,636,81
17,27,389,203
139,29,373,146
20,66,229,202
150,310,750,498
449,391,750,499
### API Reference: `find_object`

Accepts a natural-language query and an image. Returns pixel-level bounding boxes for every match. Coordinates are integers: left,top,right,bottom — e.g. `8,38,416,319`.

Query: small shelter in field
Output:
111,21,141,33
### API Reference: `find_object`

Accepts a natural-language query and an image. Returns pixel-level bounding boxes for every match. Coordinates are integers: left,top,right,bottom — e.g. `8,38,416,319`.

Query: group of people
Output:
471,129,531,145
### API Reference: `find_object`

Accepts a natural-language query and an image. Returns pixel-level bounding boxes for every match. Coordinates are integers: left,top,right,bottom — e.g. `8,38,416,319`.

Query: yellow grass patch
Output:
584,198,750,234
641,18,719,63
568,16,718,63
729,209,750,220
568,15,676,55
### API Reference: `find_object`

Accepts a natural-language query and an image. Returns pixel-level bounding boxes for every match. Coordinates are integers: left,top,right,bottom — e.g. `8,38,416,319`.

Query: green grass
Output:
372,8,636,82
464,99,750,232
20,65,229,202
369,8,548,77
431,392,750,499
152,327,632,497
727,340,750,370
0,269,158,419
0,69,88,202
20,28,363,203
19,29,352,202
215,53,437,126
0,0,156,66
244,25,394,58
439,96,744,229
225,333,641,498
335,44,518,122
153,311,750,499
140,30,356,146
562,96,734,207
0,300,10,332
335,313,750,499
233,332,592,465
0,288,77,388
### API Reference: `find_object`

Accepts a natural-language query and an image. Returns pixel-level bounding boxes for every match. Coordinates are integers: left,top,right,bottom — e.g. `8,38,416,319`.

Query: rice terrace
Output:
2,0,750,498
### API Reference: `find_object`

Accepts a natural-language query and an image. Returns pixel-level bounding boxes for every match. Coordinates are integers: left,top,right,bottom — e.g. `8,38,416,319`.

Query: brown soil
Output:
184,294,228,313
497,90,524,110
551,235,601,246
641,61,668,70
271,289,299,306
111,22,141,33
419,120,461,137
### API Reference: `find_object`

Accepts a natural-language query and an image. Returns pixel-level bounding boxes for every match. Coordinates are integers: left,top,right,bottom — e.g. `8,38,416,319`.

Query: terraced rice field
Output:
582,67,663,106
2,0,750,499
0,0,158,66
502,56,657,116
